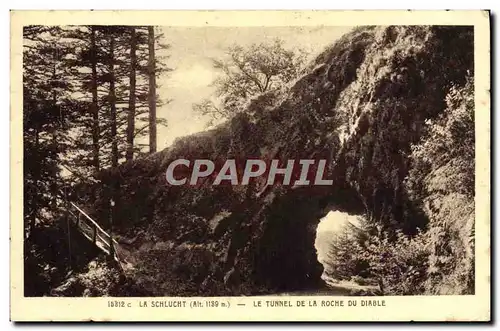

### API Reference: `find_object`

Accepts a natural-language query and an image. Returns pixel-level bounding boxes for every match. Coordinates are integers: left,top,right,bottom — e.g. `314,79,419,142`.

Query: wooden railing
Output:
66,202,126,271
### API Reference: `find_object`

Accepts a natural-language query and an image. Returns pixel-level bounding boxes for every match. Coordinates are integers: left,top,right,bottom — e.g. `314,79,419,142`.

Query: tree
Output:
324,219,370,281
23,25,81,296
23,26,77,235
108,31,118,168
193,38,306,125
60,25,169,176
148,26,157,153
126,27,137,161
23,24,172,296
90,26,100,173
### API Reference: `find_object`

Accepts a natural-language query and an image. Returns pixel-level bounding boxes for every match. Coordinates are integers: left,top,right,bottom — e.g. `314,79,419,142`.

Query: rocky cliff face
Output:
87,25,473,296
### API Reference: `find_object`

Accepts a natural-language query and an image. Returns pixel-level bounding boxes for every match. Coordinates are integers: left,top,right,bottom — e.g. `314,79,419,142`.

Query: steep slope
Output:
74,25,473,296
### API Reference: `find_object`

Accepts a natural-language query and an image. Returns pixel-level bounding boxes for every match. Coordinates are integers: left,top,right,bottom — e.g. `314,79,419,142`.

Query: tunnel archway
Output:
315,210,364,284
245,183,366,293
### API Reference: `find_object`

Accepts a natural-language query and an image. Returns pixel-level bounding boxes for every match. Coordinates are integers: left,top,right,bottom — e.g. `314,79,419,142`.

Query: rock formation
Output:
83,25,473,296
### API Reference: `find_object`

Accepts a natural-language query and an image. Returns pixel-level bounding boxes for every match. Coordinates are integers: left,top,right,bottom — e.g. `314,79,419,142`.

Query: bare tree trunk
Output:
90,26,100,172
30,128,40,236
108,32,119,258
126,27,137,161
109,34,118,168
148,26,157,153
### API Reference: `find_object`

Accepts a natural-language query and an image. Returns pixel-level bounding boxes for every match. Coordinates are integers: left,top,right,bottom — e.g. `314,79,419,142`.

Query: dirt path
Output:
272,280,379,296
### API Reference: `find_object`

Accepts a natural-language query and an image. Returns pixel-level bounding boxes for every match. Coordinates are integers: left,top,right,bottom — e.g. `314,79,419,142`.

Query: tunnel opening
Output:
252,190,327,293
314,210,364,285
250,183,367,295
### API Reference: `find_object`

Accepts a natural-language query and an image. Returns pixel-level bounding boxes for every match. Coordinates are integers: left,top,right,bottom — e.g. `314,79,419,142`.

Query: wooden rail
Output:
65,202,127,272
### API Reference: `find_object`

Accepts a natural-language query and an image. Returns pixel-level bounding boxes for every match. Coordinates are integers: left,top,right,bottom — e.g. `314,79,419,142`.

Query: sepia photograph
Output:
10,10,490,322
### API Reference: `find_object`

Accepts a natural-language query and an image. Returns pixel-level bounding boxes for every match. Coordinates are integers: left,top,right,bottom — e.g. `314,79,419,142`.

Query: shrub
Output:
76,259,122,296
324,217,430,295
131,245,228,296
359,228,430,295
406,76,475,294
324,220,370,281
50,258,125,297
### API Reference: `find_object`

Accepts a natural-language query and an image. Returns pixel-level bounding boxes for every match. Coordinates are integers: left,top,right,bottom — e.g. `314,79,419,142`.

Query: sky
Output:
154,25,353,148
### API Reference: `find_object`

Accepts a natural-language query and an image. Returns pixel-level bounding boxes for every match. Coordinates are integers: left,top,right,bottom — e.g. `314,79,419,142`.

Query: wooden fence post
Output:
92,223,97,244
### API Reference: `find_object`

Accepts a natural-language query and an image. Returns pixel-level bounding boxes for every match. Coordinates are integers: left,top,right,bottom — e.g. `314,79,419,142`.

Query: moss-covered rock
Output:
74,26,473,296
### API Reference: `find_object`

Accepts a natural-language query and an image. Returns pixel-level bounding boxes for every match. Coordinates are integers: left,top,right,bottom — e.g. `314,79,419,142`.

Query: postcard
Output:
10,10,490,322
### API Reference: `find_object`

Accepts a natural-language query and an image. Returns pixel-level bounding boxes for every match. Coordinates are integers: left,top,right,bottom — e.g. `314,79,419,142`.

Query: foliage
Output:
324,217,429,295
24,25,171,188
131,245,229,296
24,224,72,296
338,26,473,233
406,77,475,294
324,77,474,296
75,259,122,296
406,77,474,200
193,38,307,125
50,258,132,297
23,25,171,296
23,26,74,236
359,228,429,295
324,220,370,281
